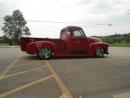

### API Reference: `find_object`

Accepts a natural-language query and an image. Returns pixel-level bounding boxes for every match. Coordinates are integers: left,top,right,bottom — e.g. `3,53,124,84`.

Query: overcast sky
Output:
0,0,130,38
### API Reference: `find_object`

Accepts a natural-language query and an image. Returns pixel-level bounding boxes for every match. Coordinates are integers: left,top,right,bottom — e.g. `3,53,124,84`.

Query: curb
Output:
0,46,20,48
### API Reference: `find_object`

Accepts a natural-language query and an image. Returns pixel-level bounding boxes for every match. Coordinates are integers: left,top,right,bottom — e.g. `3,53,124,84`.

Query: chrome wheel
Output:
37,47,52,59
96,47,104,58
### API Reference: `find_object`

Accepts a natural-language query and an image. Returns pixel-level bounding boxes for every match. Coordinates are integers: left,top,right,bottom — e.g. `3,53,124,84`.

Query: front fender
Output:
88,42,109,56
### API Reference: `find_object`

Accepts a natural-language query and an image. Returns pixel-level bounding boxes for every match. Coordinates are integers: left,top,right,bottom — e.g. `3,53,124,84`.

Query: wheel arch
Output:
36,41,56,55
88,42,109,56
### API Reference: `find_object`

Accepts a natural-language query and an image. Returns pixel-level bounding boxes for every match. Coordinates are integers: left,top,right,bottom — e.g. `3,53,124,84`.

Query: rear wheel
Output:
37,47,52,59
96,47,104,58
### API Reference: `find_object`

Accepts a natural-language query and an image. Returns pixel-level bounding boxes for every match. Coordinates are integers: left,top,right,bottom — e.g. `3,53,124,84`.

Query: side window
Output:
60,29,71,35
72,29,85,37
60,29,66,34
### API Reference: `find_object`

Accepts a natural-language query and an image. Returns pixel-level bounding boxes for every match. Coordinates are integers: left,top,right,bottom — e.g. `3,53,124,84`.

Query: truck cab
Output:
60,26,88,54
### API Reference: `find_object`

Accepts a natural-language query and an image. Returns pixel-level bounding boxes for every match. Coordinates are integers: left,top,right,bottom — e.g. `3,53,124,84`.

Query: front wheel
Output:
95,47,104,58
37,47,52,59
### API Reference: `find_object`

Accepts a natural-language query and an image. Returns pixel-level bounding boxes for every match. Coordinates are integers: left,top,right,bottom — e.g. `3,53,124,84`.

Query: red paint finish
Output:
20,26,109,57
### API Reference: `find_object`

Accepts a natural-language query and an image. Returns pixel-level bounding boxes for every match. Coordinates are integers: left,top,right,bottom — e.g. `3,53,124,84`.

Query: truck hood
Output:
87,37,102,43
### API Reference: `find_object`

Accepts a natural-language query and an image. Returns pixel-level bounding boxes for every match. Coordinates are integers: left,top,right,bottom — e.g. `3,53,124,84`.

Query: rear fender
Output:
36,41,56,54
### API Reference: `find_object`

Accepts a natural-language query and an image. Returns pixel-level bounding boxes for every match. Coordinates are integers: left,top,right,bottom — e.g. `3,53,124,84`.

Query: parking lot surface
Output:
0,47,130,98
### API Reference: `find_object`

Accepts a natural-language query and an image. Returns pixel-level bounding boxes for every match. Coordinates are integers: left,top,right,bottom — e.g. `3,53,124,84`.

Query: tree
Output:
2,10,31,45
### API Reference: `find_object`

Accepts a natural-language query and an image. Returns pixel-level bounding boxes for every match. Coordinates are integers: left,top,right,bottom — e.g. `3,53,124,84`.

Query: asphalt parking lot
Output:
0,47,130,98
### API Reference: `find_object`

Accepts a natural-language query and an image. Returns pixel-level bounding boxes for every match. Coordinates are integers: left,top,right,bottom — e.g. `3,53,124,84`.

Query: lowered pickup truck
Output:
20,26,109,59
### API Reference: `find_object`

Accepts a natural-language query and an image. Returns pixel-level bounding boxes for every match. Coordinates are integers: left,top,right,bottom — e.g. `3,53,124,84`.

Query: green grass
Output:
0,43,9,46
111,43,130,47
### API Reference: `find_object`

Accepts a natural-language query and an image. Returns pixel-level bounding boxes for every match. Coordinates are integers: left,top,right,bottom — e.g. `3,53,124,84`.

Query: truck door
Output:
69,29,88,54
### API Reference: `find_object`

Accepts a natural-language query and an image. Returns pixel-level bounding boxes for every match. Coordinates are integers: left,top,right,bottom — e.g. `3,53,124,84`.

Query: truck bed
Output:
20,37,66,52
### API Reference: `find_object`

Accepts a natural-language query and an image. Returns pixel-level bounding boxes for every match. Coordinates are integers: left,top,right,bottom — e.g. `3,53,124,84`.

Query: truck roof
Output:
65,26,82,30
60,26,82,33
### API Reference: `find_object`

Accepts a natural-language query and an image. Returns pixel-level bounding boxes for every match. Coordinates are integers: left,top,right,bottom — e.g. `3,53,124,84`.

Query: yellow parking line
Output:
14,62,34,67
0,55,20,77
0,66,47,80
79,96,83,98
0,75,54,98
45,61,73,98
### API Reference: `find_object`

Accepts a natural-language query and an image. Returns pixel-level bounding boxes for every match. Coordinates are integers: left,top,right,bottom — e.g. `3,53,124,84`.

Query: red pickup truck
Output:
20,26,109,59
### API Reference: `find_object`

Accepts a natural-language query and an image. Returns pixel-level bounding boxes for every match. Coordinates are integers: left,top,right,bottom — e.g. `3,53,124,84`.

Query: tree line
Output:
94,33,130,44
0,10,31,45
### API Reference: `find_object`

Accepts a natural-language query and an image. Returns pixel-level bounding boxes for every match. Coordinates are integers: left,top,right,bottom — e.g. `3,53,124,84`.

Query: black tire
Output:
95,47,104,58
37,47,52,60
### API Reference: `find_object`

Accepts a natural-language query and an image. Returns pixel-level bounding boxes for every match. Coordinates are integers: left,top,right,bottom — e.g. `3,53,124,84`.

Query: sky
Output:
0,0,130,38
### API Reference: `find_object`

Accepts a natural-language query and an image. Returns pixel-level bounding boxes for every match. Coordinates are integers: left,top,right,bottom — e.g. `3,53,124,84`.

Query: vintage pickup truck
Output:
20,26,109,59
